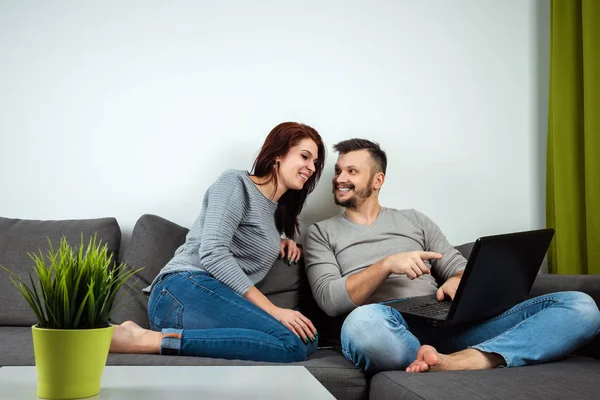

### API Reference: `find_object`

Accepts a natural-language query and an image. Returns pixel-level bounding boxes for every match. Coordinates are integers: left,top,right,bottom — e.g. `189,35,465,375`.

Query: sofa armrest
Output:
529,274,600,305
529,274,600,359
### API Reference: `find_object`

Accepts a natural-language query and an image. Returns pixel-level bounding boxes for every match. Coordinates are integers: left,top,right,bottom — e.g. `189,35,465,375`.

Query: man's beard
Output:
333,176,374,209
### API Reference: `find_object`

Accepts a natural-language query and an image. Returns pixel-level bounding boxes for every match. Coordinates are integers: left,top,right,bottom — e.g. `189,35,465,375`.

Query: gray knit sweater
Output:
143,170,281,296
303,207,467,317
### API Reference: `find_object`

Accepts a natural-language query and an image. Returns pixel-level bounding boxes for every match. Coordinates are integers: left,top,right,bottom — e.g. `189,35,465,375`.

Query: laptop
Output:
387,228,555,326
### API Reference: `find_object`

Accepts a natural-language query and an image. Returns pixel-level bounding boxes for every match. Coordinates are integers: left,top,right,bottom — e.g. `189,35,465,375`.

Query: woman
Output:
110,122,325,363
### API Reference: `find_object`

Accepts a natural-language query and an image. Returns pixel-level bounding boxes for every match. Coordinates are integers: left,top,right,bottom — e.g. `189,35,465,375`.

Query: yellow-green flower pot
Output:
32,325,114,399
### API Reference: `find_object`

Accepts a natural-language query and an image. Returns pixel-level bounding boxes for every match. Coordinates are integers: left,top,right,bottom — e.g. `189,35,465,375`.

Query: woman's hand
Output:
271,307,317,343
280,239,302,265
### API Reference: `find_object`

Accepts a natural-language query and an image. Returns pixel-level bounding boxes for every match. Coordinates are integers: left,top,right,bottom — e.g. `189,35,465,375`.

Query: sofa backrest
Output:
110,214,189,328
0,217,121,326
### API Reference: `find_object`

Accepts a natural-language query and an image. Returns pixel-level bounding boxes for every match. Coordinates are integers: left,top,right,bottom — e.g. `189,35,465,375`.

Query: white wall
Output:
0,0,550,248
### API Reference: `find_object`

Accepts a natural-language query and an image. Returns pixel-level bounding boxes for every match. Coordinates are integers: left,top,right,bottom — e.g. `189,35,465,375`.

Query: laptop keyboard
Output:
406,301,451,317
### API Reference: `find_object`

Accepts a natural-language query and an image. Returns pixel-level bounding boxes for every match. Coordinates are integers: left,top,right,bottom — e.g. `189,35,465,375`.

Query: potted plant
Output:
1,234,142,400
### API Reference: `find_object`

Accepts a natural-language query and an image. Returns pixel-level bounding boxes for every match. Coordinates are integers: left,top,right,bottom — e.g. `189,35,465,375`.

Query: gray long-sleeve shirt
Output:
303,207,466,317
143,170,281,296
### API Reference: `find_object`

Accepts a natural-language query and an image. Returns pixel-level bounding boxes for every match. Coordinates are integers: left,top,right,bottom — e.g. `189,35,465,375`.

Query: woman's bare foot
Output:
110,321,163,354
406,345,505,373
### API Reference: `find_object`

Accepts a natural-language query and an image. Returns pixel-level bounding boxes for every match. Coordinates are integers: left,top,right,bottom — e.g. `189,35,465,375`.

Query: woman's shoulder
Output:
210,169,251,194
216,169,248,183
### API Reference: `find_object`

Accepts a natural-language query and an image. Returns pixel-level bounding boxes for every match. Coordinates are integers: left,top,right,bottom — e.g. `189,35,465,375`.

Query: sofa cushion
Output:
256,257,305,301
455,242,474,260
369,357,600,400
0,217,121,326
256,257,314,310
0,326,35,366
0,326,367,400
111,214,189,328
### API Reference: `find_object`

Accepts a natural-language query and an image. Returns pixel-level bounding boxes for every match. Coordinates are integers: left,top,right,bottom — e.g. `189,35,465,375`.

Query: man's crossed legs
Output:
341,291,600,375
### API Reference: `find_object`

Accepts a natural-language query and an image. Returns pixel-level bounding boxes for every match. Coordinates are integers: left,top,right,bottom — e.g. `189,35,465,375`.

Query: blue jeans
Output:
147,271,318,362
341,291,600,375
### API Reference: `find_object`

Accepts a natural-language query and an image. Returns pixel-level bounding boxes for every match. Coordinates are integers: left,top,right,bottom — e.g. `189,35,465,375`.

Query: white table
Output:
0,365,336,399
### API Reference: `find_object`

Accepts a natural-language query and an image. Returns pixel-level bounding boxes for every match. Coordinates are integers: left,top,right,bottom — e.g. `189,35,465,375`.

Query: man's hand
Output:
384,251,443,279
436,271,464,301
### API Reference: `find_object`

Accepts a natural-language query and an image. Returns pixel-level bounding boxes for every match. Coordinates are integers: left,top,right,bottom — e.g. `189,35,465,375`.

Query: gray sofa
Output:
1,215,599,400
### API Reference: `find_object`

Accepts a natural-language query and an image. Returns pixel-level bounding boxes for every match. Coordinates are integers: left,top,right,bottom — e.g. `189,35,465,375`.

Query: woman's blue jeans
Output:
148,271,318,362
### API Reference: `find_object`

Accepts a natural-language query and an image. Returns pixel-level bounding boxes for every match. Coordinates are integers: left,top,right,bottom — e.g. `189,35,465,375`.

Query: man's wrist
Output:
453,270,465,278
447,270,464,282
379,257,392,275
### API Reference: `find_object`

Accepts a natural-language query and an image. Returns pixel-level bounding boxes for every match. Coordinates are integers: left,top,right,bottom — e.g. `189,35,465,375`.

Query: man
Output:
303,139,600,375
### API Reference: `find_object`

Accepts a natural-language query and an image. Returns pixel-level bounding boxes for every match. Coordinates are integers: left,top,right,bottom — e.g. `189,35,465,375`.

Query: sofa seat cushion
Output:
369,357,600,400
0,217,121,326
0,327,35,366
0,326,366,400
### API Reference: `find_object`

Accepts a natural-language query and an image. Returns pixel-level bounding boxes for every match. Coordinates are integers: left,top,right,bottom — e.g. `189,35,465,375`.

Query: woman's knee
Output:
282,334,308,362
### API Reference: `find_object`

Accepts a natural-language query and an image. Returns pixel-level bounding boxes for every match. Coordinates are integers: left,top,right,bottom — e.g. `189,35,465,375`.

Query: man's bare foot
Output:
110,321,163,354
405,345,445,372
406,345,505,373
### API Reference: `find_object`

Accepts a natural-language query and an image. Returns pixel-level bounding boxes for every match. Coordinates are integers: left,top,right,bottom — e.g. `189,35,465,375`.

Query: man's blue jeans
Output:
147,271,318,362
341,291,600,375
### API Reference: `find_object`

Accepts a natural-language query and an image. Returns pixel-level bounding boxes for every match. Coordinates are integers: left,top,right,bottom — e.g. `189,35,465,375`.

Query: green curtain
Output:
547,0,600,274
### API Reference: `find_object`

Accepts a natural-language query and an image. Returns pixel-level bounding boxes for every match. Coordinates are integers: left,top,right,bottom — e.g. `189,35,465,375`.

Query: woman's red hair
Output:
251,122,325,239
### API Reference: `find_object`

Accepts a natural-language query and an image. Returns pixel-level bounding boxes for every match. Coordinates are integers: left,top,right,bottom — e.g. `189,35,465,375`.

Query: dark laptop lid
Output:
446,228,555,324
